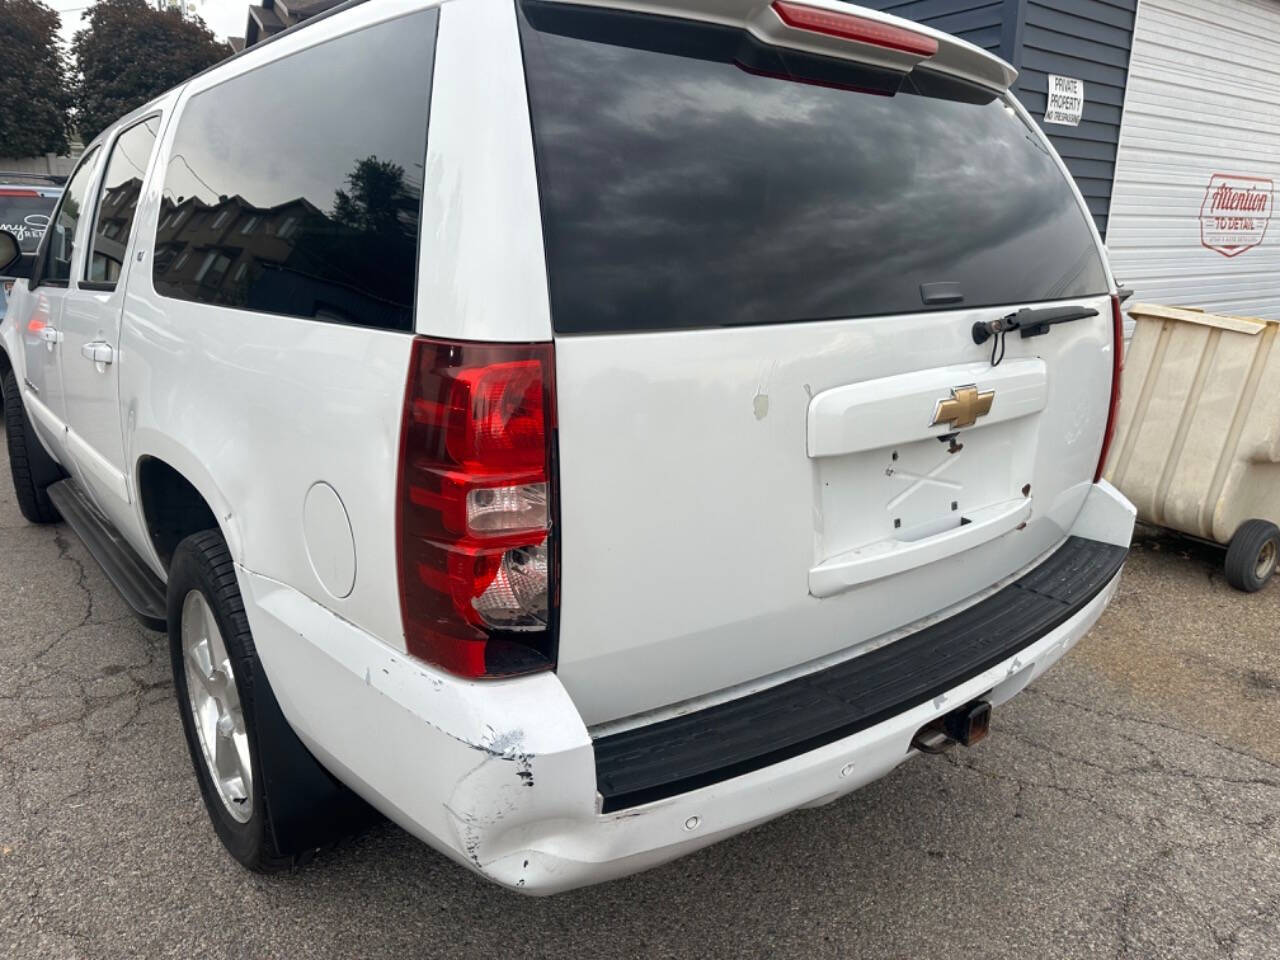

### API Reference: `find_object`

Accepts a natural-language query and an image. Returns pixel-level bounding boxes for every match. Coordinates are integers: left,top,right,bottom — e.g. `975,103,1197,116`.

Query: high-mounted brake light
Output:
1094,295,1124,483
770,1,939,57
396,338,558,678
0,188,42,197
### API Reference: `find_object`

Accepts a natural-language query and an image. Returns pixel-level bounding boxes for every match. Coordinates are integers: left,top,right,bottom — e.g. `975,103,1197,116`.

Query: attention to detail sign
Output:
1200,174,1274,257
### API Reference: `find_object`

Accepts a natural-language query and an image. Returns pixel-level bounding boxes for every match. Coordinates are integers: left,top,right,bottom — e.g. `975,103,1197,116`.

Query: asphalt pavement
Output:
2,434,1279,959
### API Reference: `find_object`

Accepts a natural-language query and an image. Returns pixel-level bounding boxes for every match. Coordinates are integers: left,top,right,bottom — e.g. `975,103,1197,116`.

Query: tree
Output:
322,156,419,309
0,0,72,156
332,157,418,239
72,0,225,144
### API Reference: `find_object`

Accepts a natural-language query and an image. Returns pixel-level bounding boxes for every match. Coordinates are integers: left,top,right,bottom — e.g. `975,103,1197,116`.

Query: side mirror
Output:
0,230,27,278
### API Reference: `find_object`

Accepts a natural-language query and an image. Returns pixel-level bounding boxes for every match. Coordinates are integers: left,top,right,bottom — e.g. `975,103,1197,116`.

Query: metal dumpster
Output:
1105,303,1280,592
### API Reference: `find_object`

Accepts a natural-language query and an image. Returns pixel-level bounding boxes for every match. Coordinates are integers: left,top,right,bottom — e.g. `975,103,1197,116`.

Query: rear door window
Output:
87,116,161,286
151,9,438,331
517,2,1109,334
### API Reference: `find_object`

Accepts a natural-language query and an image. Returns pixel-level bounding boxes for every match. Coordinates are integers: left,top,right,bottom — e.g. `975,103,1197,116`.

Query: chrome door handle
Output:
81,341,115,365
38,326,63,344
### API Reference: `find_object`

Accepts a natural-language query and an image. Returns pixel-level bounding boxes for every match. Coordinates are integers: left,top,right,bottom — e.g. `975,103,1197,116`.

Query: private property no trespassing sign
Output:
1044,75,1083,126
1200,174,1274,257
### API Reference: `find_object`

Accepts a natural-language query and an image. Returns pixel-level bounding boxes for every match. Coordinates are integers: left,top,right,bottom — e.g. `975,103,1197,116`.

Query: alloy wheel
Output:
181,590,253,823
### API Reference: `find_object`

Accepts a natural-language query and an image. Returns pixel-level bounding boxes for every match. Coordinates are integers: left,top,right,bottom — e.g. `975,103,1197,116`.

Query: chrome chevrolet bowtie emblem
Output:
931,385,995,430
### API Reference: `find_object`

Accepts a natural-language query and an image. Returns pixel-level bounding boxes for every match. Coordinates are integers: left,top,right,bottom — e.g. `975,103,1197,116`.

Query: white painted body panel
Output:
122,0,437,647
9,140,104,475
240,481,1133,895
0,0,432,647
553,0,1018,90
550,88,1119,725
58,96,179,544
553,294,1114,725
416,0,553,343
18,287,69,449
806,358,1048,458
1107,0,1280,320
0,0,1137,894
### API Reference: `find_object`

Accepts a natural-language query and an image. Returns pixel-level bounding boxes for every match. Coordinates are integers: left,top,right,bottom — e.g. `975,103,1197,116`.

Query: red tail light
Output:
1095,295,1125,483
396,338,558,678
770,1,939,57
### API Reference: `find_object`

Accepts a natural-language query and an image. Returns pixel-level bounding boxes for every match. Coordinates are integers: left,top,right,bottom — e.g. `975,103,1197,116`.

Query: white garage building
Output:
1107,0,1280,320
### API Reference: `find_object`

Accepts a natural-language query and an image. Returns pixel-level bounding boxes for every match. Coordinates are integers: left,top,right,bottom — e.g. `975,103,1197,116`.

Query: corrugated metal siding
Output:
852,1,1006,53
1011,0,1137,238
1106,0,1280,319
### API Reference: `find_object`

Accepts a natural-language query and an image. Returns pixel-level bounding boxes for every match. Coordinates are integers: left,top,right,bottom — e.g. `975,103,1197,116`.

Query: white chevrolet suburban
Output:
0,0,1135,893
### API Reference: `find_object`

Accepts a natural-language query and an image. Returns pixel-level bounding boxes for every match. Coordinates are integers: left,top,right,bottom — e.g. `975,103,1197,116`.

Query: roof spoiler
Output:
551,0,1018,92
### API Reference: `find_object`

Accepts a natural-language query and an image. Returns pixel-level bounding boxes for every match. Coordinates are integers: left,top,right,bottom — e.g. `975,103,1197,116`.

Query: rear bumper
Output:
593,534,1127,812
240,482,1135,895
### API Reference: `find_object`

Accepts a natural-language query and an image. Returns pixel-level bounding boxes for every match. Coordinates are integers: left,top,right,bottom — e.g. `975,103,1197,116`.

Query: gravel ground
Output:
2,434,1279,959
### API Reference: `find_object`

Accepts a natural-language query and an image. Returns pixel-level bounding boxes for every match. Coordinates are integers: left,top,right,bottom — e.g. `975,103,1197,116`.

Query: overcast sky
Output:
48,0,247,44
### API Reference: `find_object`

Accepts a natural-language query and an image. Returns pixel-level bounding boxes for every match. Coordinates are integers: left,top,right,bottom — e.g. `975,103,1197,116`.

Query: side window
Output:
87,116,162,286
38,146,100,285
152,9,437,331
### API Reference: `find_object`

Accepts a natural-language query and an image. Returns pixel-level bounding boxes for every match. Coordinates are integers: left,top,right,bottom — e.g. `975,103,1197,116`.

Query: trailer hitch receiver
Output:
911,699,992,754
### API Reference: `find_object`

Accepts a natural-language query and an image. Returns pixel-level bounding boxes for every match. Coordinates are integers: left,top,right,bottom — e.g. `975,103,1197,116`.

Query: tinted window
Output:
0,192,58,254
153,10,436,329
88,116,161,285
42,147,100,285
518,3,1109,334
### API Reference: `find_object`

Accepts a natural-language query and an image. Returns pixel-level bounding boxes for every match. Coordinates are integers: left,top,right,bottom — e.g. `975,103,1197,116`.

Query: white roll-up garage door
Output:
1107,0,1280,320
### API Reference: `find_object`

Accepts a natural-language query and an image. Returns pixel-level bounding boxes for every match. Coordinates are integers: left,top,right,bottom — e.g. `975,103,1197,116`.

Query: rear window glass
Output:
517,3,1109,334
0,192,58,254
152,9,437,331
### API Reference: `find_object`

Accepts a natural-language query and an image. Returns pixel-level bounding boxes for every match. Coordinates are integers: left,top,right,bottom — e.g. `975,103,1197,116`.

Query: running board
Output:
46,479,167,631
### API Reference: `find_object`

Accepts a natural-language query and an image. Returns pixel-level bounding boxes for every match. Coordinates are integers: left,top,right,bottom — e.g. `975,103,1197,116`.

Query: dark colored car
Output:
0,174,64,300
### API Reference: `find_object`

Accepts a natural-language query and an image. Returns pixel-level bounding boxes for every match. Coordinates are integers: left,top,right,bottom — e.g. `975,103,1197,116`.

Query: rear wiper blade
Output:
971,305,1099,345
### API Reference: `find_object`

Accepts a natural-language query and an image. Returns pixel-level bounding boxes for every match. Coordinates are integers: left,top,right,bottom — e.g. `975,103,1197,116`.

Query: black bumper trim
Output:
594,536,1127,812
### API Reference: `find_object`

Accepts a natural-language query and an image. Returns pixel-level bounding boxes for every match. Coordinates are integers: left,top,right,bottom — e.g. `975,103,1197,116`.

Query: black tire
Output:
2,369,63,524
1224,520,1280,593
168,529,377,872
